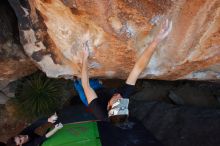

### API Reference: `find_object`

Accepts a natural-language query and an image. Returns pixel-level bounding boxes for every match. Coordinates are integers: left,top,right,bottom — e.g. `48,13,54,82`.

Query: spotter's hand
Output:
55,123,63,130
48,113,58,123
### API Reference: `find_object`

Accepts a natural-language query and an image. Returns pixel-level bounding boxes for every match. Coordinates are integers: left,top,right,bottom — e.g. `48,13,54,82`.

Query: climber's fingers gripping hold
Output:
82,41,90,60
155,19,172,42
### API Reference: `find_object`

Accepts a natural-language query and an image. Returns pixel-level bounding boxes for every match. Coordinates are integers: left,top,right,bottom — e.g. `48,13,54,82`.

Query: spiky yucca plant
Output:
15,72,65,119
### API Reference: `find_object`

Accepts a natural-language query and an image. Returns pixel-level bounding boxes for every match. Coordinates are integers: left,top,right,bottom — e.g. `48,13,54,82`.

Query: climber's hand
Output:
82,41,89,61
155,19,172,42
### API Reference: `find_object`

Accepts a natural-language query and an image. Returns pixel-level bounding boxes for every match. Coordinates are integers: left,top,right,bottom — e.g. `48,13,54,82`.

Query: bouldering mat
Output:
42,122,101,146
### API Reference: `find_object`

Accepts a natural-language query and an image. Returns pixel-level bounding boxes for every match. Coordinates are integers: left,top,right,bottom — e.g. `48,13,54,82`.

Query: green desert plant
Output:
15,72,65,119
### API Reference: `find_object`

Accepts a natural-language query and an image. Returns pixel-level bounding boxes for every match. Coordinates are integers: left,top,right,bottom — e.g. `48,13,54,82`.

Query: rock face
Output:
0,0,37,82
8,0,220,80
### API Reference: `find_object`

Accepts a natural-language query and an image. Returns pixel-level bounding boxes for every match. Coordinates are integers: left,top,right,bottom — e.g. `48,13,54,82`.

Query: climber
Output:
6,113,63,146
79,19,172,123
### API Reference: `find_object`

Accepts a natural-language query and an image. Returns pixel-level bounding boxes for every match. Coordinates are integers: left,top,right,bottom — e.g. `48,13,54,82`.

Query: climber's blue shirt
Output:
73,79,103,106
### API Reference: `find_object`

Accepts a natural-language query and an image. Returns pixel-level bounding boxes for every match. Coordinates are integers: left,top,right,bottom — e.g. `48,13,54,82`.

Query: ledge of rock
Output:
0,0,37,82
8,0,220,80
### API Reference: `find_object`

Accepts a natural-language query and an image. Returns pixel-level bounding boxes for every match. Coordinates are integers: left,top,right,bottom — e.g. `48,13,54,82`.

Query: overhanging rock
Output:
8,0,220,80
0,0,37,82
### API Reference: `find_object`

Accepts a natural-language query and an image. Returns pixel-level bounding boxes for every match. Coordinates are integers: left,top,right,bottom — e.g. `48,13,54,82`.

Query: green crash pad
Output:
42,122,101,146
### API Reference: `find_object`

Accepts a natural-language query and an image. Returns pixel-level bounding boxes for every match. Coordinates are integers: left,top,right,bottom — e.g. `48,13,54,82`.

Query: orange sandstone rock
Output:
8,0,220,80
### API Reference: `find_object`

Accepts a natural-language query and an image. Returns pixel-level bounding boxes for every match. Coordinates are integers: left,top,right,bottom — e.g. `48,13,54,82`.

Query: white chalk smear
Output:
89,61,102,69
21,6,29,17
105,71,116,77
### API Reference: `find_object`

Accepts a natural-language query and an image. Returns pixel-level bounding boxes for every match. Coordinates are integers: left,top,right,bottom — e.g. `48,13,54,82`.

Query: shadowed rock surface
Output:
0,0,37,82
130,100,220,146
129,80,220,146
7,0,220,80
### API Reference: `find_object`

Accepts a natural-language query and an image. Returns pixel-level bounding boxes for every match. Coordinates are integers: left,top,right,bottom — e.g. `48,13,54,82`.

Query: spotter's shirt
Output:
19,118,53,146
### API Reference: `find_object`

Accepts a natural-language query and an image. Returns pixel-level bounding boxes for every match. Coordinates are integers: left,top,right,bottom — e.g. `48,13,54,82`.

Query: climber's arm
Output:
126,19,172,85
126,40,159,85
81,45,98,104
